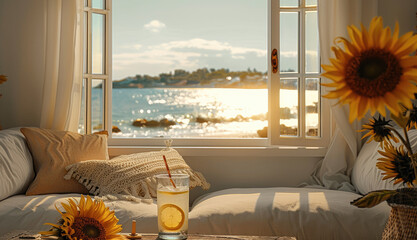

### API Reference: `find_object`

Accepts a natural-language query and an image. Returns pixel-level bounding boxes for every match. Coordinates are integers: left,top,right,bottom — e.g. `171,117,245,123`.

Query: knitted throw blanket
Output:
64,147,210,202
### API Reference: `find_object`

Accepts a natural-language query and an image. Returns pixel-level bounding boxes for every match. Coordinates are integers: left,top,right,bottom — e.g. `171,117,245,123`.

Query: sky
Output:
110,0,318,81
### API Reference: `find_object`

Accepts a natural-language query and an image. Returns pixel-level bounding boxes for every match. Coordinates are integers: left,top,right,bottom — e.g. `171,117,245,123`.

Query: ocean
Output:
89,88,318,138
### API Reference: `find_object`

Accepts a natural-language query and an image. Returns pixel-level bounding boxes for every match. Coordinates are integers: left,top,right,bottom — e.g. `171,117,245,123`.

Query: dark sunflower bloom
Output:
360,116,398,147
407,103,417,130
377,144,416,187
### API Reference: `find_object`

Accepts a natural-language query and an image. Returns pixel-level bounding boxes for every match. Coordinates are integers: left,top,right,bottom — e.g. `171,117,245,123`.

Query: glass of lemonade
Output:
156,174,189,240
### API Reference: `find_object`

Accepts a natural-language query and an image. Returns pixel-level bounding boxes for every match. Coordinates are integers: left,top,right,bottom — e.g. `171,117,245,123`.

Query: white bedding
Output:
0,187,391,239
189,187,391,240
0,128,34,201
0,194,158,236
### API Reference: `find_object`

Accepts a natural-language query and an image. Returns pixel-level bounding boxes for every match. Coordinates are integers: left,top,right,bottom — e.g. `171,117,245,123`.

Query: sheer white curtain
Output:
40,0,83,132
305,0,378,191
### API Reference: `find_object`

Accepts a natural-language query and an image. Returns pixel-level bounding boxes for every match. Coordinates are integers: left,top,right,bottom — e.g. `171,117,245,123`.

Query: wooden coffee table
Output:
1,231,296,240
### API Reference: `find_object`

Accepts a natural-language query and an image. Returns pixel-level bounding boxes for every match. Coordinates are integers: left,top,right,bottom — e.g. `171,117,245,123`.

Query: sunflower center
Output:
373,123,391,141
345,48,402,97
393,150,415,186
359,57,386,80
71,217,106,240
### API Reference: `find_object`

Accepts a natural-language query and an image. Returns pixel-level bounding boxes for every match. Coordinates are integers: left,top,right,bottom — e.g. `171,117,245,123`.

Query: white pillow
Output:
352,129,417,195
0,128,35,200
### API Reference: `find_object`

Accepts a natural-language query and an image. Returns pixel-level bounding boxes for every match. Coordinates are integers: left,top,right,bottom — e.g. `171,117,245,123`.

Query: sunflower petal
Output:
349,98,360,122
337,37,359,56
394,33,417,57
360,23,370,48
321,63,338,72
379,26,391,49
323,86,352,99
329,57,345,71
321,71,345,81
376,101,387,117
388,22,400,50
401,56,417,68
370,17,384,47
391,31,413,53
357,97,370,119
348,24,365,51
321,81,344,88
384,92,402,116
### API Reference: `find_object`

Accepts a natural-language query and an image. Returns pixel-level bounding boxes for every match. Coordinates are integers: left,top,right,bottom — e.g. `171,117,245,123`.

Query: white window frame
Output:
82,0,110,135
81,0,330,150
269,0,330,147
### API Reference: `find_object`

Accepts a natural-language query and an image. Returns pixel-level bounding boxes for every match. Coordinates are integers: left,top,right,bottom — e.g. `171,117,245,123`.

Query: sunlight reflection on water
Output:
87,88,318,138
111,88,268,138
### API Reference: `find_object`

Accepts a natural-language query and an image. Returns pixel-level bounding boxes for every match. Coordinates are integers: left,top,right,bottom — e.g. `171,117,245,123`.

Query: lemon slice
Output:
159,204,185,231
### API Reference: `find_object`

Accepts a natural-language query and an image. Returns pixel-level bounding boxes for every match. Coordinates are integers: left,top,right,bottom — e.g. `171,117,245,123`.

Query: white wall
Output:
186,155,321,202
0,0,416,201
0,0,47,129
378,0,417,35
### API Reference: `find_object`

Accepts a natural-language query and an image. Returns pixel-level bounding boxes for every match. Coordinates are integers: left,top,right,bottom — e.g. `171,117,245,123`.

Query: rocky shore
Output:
99,116,318,138
128,115,269,137
132,118,176,128
257,126,318,137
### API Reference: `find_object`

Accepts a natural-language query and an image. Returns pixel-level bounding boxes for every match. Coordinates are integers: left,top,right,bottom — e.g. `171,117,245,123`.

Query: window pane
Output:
280,0,299,7
78,79,87,134
280,12,299,73
92,79,104,132
83,12,87,74
92,13,105,74
305,11,319,73
112,0,267,138
84,0,88,7
305,0,317,7
92,0,105,9
280,78,298,136
306,78,319,137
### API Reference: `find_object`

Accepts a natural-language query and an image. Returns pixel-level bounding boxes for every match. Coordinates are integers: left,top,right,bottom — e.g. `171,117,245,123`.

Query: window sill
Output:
108,146,327,158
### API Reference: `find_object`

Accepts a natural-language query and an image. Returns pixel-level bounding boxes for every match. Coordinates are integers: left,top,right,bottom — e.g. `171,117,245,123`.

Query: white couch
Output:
0,128,391,240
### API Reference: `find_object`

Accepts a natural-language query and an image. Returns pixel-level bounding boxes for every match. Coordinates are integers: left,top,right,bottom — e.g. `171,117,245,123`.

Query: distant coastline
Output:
110,68,268,89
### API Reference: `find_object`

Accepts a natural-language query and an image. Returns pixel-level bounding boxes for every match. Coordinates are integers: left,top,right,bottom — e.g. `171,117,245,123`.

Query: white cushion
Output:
0,194,158,236
189,187,390,240
0,188,390,238
0,128,35,201
352,129,417,195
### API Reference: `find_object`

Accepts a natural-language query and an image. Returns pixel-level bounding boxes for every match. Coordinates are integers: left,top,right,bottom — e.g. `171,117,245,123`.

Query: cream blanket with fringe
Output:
64,147,210,202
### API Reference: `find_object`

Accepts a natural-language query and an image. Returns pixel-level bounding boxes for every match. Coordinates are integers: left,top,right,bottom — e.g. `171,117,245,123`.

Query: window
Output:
80,0,109,135
80,0,329,148
269,0,329,147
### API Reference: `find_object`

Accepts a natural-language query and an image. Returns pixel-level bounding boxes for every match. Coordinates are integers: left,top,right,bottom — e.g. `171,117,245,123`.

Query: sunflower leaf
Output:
351,190,397,208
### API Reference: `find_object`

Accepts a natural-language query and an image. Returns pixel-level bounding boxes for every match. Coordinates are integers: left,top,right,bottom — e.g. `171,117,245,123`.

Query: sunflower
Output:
360,116,398,147
377,143,416,187
322,16,417,122
0,75,6,85
40,195,126,240
0,75,6,99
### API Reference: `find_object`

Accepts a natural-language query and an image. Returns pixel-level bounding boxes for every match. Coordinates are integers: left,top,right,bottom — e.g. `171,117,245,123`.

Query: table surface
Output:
137,234,295,240
1,231,296,240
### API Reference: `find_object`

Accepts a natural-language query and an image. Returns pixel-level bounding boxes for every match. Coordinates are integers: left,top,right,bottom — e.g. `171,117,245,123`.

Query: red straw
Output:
163,155,176,188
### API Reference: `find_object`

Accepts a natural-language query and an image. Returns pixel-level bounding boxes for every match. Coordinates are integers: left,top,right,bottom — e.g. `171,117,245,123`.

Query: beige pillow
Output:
20,128,109,195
